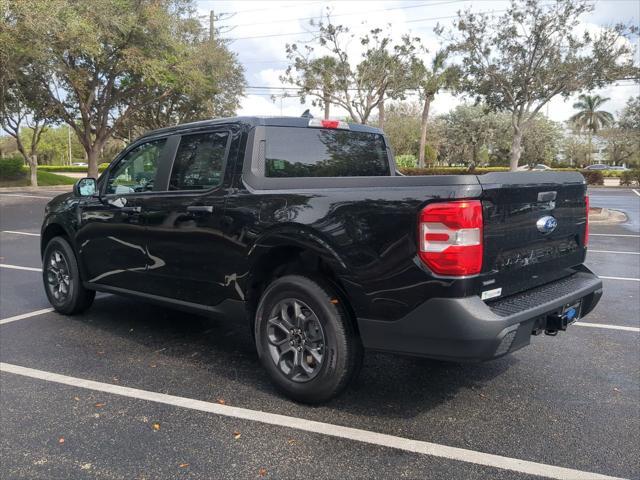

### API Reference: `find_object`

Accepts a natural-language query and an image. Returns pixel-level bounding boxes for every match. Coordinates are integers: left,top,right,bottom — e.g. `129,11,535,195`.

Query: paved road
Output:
0,187,638,480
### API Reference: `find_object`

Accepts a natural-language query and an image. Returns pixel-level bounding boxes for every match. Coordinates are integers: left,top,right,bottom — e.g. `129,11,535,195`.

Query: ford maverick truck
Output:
41,116,602,402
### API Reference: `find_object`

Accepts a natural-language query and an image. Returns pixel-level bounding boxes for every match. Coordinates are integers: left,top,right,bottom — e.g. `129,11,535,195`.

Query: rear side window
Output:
265,127,390,177
169,131,229,190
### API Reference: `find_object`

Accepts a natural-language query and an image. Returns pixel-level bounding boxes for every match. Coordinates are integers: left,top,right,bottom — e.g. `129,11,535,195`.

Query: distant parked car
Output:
517,164,552,171
609,166,629,171
584,164,609,170
72,162,88,167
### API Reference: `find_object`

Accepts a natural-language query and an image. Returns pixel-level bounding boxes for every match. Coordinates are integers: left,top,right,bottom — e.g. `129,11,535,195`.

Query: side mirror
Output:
73,177,98,197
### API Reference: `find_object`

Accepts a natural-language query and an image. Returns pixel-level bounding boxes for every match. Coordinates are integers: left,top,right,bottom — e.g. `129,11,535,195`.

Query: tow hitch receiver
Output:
545,301,582,336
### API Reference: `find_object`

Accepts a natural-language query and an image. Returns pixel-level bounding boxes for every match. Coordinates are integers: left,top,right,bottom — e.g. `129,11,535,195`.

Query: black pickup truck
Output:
41,116,602,402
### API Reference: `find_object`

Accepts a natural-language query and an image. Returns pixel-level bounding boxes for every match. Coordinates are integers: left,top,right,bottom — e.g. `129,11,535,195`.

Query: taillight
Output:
418,200,483,276
308,118,350,129
584,195,589,247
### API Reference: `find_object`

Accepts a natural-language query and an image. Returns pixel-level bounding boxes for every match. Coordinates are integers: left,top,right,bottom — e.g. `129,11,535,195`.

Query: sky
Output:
195,0,640,123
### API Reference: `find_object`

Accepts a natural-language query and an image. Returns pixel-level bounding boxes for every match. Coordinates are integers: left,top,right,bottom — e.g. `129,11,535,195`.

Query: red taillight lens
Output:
321,120,340,128
418,200,483,276
584,195,589,247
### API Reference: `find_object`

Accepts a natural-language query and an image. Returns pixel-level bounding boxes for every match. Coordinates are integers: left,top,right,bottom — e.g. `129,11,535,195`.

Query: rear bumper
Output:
357,268,603,362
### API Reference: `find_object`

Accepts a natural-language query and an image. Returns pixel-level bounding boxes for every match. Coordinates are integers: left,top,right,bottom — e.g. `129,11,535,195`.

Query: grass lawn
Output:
0,169,76,188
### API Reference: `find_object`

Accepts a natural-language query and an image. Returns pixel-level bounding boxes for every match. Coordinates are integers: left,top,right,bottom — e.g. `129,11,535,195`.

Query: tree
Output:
600,96,640,167
382,102,422,156
283,18,421,125
7,0,245,178
415,50,458,167
448,0,637,170
439,104,497,166
0,20,50,186
569,94,614,164
562,135,591,167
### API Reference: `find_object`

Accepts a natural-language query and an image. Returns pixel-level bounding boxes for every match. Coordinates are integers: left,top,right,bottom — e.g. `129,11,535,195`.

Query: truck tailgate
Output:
478,172,588,298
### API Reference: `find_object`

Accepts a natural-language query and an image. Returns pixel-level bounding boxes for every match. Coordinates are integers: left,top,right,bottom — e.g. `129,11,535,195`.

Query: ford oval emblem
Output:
536,215,558,234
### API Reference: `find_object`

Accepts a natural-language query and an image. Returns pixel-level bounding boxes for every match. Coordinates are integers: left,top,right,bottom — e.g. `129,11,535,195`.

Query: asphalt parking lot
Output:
0,187,638,480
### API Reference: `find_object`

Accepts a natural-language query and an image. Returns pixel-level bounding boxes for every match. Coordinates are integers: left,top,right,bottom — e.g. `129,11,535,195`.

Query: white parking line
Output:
0,308,54,325
600,275,640,282
632,189,640,197
0,362,625,480
590,233,639,238
1,230,40,237
575,322,639,333
0,264,42,272
589,250,640,255
0,194,53,199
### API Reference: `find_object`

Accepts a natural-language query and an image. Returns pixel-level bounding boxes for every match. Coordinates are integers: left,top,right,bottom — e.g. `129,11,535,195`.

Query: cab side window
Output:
106,139,166,195
169,131,229,191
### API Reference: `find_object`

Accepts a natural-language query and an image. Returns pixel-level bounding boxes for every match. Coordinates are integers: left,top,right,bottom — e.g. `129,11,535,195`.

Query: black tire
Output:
254,274,363,403
42,236,95,315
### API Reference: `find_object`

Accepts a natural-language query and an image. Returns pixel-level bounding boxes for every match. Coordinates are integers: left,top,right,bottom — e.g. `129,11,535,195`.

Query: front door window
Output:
105,139,166,195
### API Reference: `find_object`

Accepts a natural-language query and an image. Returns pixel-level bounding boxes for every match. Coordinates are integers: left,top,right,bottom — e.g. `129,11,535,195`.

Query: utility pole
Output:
210,10,215,44
67,124,72,165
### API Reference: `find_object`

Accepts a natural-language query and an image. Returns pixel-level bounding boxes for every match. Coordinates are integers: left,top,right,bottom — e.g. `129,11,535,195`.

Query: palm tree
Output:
416,50,458,168
570,94,614,164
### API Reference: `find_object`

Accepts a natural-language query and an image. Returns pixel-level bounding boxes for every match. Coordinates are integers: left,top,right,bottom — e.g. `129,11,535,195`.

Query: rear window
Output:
265,127,390,177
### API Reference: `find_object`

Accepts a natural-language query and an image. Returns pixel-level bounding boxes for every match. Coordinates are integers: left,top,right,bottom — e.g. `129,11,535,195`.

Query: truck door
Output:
76,138,168,291
140,126,242,306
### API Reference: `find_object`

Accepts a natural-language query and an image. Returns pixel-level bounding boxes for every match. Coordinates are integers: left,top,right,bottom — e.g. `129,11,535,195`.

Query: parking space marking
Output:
589,250,640,255
632,189,640,197
1,230,40,237
0,308,54,325
0,362,625,480
590,233,639,238
0,194,53,200
0,264,41,272
575,322,639,333
600,275,640,282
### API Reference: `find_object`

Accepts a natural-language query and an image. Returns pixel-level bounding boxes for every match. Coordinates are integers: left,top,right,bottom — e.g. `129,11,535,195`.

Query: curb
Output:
589,208,627,224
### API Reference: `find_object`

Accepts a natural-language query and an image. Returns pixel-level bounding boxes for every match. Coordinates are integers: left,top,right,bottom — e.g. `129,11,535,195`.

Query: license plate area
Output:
561,300,582,324
545,300,583,334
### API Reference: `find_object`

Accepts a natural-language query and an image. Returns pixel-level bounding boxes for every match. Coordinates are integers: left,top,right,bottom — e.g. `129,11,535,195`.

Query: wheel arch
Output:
244,232,357,334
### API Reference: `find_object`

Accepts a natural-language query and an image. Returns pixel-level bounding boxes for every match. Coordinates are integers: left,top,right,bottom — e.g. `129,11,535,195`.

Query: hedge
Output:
400,167,509,175
0,156,25,180
620,169,640,187
38,163,110,173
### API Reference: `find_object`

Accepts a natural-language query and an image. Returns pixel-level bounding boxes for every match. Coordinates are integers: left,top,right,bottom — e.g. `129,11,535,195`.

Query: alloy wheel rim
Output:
46,249,71,303
266,298,326,383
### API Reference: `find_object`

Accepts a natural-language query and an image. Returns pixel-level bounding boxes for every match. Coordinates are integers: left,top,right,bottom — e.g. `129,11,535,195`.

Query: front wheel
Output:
43,236,95,315
254,275,362,403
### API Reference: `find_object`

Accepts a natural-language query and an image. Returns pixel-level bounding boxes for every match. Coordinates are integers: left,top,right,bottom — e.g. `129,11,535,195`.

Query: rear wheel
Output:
255,274,362,403
43,236,95,315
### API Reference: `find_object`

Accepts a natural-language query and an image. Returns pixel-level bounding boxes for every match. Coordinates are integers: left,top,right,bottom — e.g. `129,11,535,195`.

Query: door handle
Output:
119,206,142,213
187,205,214,213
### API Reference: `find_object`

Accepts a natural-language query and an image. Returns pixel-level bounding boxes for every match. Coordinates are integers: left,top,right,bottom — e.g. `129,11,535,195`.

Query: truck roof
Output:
138,116,383,140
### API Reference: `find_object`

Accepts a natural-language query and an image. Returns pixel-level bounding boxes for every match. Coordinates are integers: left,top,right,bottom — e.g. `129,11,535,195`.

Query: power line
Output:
198,1,324,15
225,5,507,41
223,0,466,29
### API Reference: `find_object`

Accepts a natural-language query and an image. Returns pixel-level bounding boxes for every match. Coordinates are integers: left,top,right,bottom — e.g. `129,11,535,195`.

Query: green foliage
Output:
383,102,423,156
6,0,246,177
0,167,76,187
620,170,640,186
447,0,637,169
570,95,614,134
400,167,509,175
282,19,421,124
0,156,25,179
579,170,604,185
395,154,417,168
38,164,109,173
